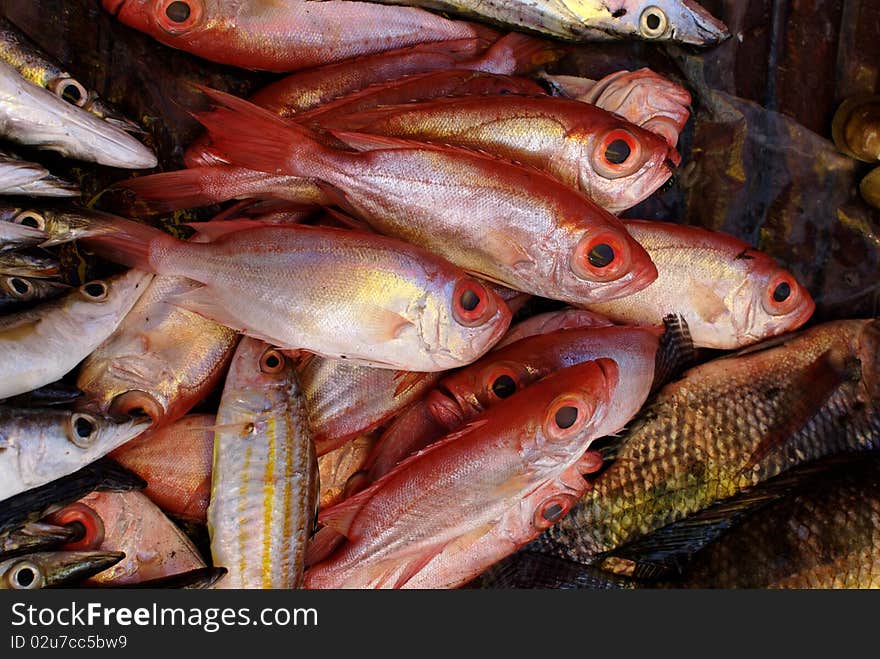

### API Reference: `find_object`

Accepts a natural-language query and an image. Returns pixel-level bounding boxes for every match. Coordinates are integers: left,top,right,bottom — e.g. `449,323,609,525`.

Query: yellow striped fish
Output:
208,337,318,589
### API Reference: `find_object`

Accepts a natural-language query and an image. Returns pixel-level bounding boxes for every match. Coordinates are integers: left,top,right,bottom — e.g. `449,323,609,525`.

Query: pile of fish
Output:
0,0,876,590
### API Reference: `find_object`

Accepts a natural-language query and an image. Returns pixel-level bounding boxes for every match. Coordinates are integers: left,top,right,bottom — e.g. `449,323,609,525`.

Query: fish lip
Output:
425,389,466,430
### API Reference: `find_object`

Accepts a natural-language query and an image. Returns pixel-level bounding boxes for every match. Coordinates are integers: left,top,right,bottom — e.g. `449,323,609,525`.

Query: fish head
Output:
64,411,153,465
423,276,512,369
571,121,679,212
583,1,730,46
68,269,153,331
563,220,658,302
733,255,816,346
105,0,208,42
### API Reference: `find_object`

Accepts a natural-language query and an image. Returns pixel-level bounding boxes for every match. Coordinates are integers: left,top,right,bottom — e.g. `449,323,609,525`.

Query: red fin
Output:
194,86,328,177
328,130,417,153
184,219,281,241
392,370,432,398
473,33,568,75
319,207,373,232
116,168,225,212
317,484,375,538
744,350,849,469
80,217,175,273
304,526,345,568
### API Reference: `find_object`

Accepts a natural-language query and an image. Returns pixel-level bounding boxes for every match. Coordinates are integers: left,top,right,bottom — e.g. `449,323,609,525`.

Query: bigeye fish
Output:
583,220,816,349
102,0,497,73
208,338,319,589
81,220,512,372
0,408,152,502
347,0,729,45
324,95,679,214
0,61,156,169
191,89,657,306
305,359,618,589
0,16,142,133
0,268,153,399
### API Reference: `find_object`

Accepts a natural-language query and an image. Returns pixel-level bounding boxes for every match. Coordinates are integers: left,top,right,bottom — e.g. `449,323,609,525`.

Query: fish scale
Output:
533,319,880,565
208,337,317,589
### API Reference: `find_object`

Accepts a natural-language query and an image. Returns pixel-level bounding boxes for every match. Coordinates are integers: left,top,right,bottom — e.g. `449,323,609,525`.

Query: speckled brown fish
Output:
532,319,880,567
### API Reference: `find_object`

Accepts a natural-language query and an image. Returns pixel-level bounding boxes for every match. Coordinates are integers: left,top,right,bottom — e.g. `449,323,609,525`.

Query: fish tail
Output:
115,168,226,212
474,32,569,75
80,217,179,275
194,87,328,177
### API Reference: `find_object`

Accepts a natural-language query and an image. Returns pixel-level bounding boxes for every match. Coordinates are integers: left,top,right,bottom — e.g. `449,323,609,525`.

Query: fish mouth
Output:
109,390,164,424
425,389,466,430
681,0,731,45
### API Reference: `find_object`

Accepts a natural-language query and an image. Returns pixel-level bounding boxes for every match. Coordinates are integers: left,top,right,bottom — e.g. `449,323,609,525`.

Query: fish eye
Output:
4,276,32,298
773,281,791,303
47,503,105,550
7,561,42,590
260,348,286,374
545,396,591,441
166,1,190,22
452,279,495,327
571,232,628,282
554,406,579,429
13,210,45,230
594,129,642,179
67,413,98,448
764,272,803,316
48,77,88,108
491,374,517,399
80,281,108,301
533,495,576,530
640,6,669,38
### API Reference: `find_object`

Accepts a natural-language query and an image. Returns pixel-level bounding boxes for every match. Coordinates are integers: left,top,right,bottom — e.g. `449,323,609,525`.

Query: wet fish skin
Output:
318,434,378,510
0,522,81,561
110,414,215,523
82,221,511,372
0,16,142,133
367,324,662,480
0,268,152,399
583,220,816,349
209,338,318,589
0,219,45,252
0,550,125,589
322,95,678,214
297,354,441,456
197,89,657,306
0,407,152,502
534,319,880,566
351,0,729,45
103,0,497,73
76,274,239,425
495,308,613,350
0,204,135,247
0,61,156,168
0,153,78,197
305,359,619,589
64,491,206,585
676,456,880,589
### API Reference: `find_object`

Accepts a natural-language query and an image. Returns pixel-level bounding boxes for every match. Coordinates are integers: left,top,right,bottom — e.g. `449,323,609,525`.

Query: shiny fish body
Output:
324,95,678,214
70,490,206,585
0,16,141,132
305,359,618,589
83,221,511,371
0,407,151,502
111,414,215,523
534,319,880,565
583,220,815,349
209,338,318,589
0,268,152,399
678,457,880,589
353,0,728,45
0,153,78,197
199,91,657,306
104,0,496,73
0,275,69,314
76,274,239,425
297,355,440,456
0,61,156,168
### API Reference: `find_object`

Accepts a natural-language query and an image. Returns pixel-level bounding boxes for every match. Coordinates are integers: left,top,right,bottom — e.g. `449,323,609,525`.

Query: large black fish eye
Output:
491,375,517,399
554,406,579,430
166,1,191,22
773,282,792,303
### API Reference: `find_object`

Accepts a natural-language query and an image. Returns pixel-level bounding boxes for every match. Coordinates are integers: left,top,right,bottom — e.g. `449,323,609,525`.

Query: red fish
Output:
367,324,664,480
194,89,657,305
103,0,498,72
305,359,619,589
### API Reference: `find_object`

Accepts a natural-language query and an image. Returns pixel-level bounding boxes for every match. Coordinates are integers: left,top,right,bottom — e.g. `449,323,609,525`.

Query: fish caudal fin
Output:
194,87,329,178
116,168,232,213
80,217,178,275
475,32,568,75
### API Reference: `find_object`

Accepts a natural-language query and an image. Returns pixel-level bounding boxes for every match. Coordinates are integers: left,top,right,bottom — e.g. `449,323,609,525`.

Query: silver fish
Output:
0,152,78,197
0,61,156,168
